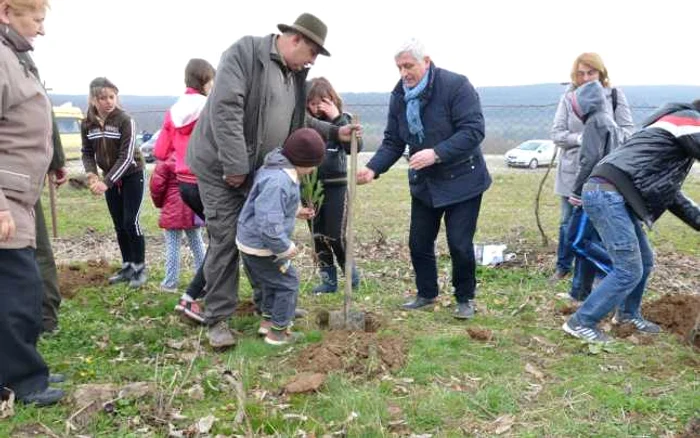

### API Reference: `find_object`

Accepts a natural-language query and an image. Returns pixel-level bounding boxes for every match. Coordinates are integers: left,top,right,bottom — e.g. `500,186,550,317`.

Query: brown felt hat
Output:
278,13,330,56
281,128,326,167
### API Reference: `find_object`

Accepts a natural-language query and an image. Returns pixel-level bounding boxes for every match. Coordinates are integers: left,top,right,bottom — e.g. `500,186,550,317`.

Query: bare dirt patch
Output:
466,327,494,342
678,417,700,438
234,300,259,316
643,294,700,345
295,331,407,378
58,259,113,297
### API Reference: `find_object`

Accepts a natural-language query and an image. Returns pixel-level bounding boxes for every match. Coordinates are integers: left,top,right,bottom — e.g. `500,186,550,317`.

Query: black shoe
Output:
454,300,476,320
129,266,148,288
109,264,134,284
48,374,65,384
19,387,65,406
402,296,435,310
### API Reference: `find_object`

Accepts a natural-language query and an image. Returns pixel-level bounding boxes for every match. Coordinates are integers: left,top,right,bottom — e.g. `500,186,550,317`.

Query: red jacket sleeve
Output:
154,112,175,161
149,161,168,209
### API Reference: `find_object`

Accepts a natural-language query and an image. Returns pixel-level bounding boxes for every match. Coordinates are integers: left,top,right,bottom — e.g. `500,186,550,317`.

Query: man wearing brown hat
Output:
186,12,360,348
236,128,326,346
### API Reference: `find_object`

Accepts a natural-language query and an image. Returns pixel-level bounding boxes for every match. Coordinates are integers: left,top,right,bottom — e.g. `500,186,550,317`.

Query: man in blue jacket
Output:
357,38,491,319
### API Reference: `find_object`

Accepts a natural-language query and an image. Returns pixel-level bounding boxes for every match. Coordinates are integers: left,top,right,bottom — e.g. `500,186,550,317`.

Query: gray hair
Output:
394,38,427,61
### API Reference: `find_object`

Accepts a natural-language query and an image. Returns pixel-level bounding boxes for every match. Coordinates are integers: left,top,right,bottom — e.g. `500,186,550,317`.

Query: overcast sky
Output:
33,0,700,95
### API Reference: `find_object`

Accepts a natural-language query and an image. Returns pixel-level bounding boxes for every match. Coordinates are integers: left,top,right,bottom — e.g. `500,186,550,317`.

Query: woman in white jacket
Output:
550,52,634,282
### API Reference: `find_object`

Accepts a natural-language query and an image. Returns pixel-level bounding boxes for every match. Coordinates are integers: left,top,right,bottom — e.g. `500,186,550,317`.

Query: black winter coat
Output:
591,103,700,229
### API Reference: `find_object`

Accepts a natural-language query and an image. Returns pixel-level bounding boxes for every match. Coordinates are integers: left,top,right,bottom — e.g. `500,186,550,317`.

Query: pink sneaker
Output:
174,299,205,324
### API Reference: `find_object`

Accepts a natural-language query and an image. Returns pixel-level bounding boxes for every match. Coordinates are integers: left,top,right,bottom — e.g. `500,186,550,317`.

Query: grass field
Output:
2,165,698,437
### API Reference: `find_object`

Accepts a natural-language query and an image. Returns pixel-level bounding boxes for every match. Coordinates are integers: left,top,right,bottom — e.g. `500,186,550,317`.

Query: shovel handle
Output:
344,115,359,325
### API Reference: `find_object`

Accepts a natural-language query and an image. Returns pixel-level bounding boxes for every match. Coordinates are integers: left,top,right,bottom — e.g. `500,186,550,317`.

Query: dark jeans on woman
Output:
179,182,206,299
312,183,348,270
0,248,50,398
556,197,576,274
105,170,145,265
410,194,482,304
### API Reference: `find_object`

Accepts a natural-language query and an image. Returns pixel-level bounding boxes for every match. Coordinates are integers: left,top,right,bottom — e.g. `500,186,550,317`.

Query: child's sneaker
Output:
612,314,661,334
174,299,205,324
258,319,273,336
160,284,178,293
264,328,303,346
562,317,611,343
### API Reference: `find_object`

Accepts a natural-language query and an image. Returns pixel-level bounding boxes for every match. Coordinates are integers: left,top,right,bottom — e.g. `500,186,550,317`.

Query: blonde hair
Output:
4,0,50,13
570,52,610,88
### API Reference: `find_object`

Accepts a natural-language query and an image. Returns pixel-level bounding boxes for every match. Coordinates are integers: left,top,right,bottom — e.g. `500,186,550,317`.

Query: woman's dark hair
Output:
185,59,216,95
306,77,342,113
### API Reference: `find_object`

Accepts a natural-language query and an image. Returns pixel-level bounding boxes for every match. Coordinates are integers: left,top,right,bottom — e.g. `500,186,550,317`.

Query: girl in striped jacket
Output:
81,77,147,288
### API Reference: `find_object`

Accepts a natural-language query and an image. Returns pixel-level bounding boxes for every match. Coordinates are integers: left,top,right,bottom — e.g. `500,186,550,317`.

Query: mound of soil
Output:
643,294,700,343
295,331,406,377
58,259,113,298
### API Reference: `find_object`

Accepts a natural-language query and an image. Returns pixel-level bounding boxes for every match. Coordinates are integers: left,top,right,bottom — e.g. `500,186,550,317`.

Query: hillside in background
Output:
51,84,700,153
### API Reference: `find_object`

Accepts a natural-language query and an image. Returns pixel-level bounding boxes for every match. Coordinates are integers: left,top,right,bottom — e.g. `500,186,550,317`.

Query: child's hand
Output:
90,180,108,195
297,207,315,220
319,98,340,120
86,172,99,186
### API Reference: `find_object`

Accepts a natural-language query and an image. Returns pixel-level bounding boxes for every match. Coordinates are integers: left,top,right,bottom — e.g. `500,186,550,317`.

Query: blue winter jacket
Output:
236,148,300,258
366,63,491,208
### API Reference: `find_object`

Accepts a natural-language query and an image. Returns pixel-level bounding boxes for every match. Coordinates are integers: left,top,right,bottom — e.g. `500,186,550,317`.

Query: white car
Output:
505,140,556,169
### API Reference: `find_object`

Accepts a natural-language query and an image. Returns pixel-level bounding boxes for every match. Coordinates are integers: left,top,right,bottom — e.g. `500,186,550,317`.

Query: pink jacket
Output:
149,155,198,230
154,88,207,184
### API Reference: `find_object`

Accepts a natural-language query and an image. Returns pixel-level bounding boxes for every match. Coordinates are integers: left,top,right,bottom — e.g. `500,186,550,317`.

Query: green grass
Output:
2,167,698,437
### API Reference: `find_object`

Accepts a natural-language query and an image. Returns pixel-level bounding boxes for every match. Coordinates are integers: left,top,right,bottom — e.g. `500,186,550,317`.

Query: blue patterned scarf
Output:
403,69,430,144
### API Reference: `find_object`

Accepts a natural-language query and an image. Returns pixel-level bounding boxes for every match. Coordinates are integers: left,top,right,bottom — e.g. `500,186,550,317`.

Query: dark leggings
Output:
311,183,348,270
179,182,206,299
105,170,145,265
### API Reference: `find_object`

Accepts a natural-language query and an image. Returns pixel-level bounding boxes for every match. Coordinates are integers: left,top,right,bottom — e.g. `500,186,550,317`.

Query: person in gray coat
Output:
550,52,634,281
185,13,359,348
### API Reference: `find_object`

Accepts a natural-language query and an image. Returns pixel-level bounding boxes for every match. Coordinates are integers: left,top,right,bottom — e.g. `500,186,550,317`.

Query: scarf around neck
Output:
403,68,430,144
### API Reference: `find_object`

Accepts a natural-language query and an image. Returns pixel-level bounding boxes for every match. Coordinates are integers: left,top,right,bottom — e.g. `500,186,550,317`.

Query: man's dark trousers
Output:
35,199,61,332
409,194,483,303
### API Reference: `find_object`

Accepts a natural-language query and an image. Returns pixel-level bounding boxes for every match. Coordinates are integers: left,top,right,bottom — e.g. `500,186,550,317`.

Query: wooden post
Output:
344,116,359,326
48,174,58,238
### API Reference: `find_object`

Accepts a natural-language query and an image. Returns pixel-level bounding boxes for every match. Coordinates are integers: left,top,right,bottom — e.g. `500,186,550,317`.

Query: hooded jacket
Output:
236,149,300,258
81,107,144,188
569,81,623,199
551,84,635,197
149,155,198,230
0,24,53,249
591,103,700,229
154,88,206,184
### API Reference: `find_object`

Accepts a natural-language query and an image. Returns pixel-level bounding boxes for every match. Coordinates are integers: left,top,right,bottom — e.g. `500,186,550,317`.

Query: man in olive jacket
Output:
186,13,359,348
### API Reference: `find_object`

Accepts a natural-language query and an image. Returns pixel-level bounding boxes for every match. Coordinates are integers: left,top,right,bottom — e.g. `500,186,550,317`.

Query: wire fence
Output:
128,103,661,154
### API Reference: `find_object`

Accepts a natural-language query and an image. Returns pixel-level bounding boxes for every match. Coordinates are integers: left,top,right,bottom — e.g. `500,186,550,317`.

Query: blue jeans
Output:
240,254,298,329
573,189,654,328
410,194,482,303
556,197,575,273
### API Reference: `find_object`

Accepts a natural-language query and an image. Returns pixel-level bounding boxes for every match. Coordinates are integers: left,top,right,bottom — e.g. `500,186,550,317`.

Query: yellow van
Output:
53,103,84,160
